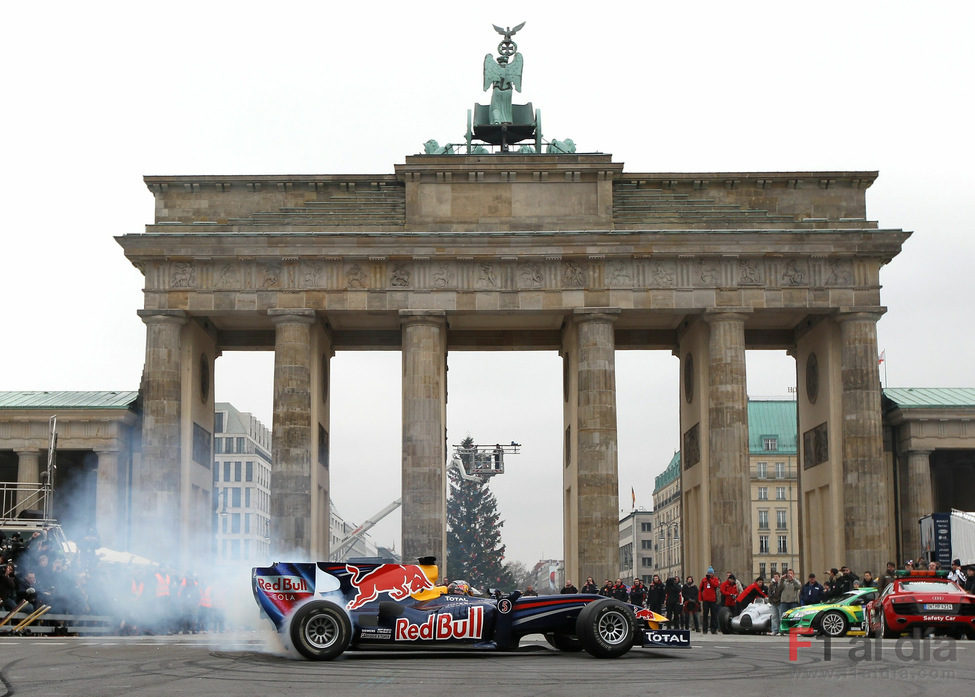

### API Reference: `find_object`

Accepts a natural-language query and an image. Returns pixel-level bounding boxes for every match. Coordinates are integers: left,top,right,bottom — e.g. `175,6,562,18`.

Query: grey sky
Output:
2,1,973,566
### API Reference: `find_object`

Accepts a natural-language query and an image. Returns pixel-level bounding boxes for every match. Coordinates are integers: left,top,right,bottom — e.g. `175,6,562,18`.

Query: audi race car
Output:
864,570,975,639
252,558,691,660
779,587,878,637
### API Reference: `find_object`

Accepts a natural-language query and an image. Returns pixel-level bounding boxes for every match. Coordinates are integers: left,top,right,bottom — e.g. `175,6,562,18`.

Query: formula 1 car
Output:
778,587,878,637
864,570,975,639
252,558,691,660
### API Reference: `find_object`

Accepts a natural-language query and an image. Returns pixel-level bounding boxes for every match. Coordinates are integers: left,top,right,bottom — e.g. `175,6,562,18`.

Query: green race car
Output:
779,588,878,637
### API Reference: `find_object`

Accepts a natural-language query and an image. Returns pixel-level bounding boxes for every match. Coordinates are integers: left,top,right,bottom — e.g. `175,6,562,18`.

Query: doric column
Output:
572,308,620,585
137,309,186,561
400,310,447,568
15,449,41,514
94,450,120,550
902,449,933,560
705,312,751,576
269,309,316,559
837,311,888,574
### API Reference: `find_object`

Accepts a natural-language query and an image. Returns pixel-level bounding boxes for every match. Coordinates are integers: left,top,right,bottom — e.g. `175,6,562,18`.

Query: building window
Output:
641,539,652,550
775,462,785,479
759,562,766,579
763,437,778,452
641,522,653,532
642,557,653,567
245,513,251,534
776,486,786,500
212,466,218,483
757,462,768,479
759,535,769,554
232,488,241,507
245,487,251,507
758,510,769,529
246,461,254,482
770,562,777,575
214,438,223,454
776,510,787,529
236,437,245,453
225,437,234,454
235,462,242,482
223,462,230,482
777,536,788,554
215,412,225,433
758,486,768,501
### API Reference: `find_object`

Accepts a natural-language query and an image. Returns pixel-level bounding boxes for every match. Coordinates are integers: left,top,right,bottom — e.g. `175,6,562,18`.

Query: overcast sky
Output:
2,1,973,567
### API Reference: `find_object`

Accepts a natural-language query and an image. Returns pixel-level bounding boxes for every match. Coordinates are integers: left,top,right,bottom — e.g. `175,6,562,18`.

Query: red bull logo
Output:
346,564,435,610
394,606,484,641
257,575,312,601
636,608,662,621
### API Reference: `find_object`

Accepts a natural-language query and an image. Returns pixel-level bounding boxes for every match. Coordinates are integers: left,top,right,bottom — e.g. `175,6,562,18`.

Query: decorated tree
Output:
446,436,514,592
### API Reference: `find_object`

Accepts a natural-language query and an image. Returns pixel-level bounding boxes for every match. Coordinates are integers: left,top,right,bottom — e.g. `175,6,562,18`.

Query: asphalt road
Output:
1,632,972,697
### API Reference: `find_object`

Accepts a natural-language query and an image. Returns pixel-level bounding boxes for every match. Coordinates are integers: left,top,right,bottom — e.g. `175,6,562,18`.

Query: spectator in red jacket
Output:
699,567,721,634
720,573,740,608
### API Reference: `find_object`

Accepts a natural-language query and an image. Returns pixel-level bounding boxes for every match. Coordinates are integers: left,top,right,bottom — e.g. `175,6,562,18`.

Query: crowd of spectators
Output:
0,527,225,635
552,558,975,636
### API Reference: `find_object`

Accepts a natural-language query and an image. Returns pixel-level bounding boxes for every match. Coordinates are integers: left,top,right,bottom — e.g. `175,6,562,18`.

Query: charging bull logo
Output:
636,608,666,623
346,564,435,610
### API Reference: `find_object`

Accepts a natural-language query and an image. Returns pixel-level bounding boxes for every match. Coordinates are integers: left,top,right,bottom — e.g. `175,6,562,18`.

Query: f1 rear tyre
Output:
576,599,636,658
290,601,352,660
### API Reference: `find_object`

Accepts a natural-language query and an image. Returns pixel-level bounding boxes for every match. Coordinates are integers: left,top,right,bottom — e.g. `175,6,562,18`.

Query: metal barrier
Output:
0,609,115,636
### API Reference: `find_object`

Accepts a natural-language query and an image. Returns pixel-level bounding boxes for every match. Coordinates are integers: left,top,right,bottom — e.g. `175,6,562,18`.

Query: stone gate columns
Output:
269,309,318,560
94,450,120,550
837,311,889,575
678,312,751,579
400,310,448,568
15,449,41,514
705,313,751,577
562,308,620,586
901,449,933,561
137,309,186,561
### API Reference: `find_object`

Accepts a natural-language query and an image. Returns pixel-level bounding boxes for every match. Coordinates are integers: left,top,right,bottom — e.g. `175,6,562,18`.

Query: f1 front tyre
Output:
575,599,636,658
289,601,352,660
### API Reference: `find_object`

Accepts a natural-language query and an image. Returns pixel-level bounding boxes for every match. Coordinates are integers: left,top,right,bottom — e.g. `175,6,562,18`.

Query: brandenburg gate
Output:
117,27,909,582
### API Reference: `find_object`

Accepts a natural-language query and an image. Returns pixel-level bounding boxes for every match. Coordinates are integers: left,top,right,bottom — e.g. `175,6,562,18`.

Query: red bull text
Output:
394,607,484,641
257,575,313,602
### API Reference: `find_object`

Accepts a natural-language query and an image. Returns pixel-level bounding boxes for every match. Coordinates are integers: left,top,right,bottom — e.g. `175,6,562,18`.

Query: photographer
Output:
1,563,19,611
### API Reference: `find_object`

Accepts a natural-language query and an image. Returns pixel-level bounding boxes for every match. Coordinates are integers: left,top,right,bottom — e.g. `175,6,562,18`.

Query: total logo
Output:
645,630,690,645
395,606,484,641
257,575,313,601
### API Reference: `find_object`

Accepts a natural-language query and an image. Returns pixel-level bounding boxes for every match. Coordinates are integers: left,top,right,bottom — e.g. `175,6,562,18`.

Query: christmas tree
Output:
446,436,514,592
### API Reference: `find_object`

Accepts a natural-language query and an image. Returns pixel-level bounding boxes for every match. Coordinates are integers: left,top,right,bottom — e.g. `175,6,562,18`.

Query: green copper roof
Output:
747,399,798,454
654,451,681,490
0,391,139,410
883,387,975,408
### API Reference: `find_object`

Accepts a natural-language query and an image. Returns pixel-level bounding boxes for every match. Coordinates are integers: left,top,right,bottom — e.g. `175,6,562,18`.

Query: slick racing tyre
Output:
817,610,849,638
544,631,584,652
718,606,733,634
575,599,636,658
290,601,352,660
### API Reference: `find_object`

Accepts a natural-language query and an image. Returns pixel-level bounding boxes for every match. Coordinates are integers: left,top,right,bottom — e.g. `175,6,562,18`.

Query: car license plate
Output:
924,604,953,611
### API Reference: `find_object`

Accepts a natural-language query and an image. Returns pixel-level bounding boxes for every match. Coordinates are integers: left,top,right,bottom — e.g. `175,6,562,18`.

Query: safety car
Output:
252,558,691,660
864,570,975,639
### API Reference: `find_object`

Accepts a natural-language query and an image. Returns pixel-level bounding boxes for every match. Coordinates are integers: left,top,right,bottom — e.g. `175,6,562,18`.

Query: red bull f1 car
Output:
252,558,690,660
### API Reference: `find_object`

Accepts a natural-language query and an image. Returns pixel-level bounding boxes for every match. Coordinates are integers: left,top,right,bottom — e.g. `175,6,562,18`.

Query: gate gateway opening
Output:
118,153,909,582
